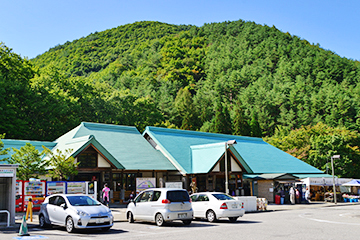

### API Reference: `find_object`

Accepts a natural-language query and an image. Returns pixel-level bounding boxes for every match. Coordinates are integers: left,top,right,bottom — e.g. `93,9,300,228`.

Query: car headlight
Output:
77,210,90,217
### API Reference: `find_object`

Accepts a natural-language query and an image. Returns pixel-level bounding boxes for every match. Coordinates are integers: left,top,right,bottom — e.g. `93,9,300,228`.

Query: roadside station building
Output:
2,122,327,203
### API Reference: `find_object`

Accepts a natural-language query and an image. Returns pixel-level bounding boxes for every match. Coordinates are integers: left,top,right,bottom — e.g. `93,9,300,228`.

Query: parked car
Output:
190,192,245,222
126,188,193,226
39,194,113,233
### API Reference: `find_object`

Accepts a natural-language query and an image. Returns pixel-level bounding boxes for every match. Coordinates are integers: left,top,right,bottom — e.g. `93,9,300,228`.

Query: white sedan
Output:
190,192,245,222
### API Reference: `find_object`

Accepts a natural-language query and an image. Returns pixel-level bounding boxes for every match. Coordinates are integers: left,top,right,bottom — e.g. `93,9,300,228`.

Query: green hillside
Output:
2,20,360,142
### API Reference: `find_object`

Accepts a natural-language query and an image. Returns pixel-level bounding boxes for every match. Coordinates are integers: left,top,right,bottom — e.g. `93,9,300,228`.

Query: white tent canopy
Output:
299,177,353,187
342,179,360,186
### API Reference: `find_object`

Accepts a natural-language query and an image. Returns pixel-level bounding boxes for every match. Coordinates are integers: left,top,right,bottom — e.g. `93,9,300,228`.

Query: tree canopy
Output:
2,20,360,176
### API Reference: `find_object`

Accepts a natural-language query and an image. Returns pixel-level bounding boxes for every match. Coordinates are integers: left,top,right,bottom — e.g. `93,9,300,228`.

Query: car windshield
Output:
67,196,101,206
212,194,234,201
167,190,190,202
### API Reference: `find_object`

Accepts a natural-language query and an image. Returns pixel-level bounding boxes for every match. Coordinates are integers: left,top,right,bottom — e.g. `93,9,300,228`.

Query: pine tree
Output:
233,101,250,136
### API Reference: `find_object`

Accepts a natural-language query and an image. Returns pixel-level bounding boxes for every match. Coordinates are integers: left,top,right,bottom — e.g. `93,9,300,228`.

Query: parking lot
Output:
1,202,360,240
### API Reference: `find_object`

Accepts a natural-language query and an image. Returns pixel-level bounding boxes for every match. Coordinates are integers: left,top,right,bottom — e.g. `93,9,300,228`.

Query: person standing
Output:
305,187,311,204
295,188,300,204
289,187,295,205
129,191,135,201
102,183,110,207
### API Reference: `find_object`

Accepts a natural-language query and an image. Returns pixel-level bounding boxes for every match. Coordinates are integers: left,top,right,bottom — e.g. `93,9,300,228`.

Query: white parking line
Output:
299,213,360,226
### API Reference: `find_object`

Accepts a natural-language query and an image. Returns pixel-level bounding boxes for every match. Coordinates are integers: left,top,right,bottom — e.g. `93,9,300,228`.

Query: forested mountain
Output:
2,20,360,143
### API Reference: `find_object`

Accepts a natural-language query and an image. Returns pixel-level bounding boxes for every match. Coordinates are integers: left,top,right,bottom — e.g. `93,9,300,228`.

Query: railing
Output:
0,210,10,227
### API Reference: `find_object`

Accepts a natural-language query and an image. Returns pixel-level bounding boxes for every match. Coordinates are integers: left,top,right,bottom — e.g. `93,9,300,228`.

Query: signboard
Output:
0,168,15,177
165,182,183,189
136,178,156,193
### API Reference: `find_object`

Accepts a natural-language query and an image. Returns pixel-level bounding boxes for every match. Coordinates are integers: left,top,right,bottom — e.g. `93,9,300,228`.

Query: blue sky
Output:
1,0,359,60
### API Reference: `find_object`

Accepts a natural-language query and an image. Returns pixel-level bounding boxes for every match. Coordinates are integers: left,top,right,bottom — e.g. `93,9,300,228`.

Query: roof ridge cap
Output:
146,126,263,141
82,122,139,133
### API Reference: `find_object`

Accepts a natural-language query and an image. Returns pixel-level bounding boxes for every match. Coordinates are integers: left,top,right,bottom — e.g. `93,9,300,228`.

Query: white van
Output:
126,188,193,226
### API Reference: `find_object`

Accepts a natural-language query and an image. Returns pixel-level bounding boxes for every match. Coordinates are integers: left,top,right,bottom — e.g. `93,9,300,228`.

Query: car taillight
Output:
162,199,171,204
242,202,244,209
220,203,228,209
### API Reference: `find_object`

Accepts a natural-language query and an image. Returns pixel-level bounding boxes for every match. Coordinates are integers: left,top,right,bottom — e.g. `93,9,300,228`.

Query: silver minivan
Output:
126,188,193,226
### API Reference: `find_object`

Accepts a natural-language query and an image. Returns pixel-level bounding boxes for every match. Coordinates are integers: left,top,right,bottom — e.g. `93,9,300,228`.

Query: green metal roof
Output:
293,173,333,179
55,122,175,170
48,135,124,169
0,139,56,163
243,173,297,180
143,127,323,175
190,143,226,174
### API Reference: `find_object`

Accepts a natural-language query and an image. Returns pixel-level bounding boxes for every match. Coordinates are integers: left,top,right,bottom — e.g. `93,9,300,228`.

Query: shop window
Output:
78,152,97,168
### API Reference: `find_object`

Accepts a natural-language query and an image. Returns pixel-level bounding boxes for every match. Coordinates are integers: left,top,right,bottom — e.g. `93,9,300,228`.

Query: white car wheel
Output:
155,213,165,226
128,212,134,223
66,217,75,233
206,210,216,222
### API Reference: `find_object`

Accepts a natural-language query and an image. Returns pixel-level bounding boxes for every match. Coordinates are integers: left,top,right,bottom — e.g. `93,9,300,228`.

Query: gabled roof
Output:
143,126,324,175
0,139,56,163
190,142,226,174
48,135,123,169
55,122,176,170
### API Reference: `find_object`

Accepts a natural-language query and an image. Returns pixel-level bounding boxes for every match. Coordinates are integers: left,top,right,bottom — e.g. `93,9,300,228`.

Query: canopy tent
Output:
342,179,360,186
299,177,353,186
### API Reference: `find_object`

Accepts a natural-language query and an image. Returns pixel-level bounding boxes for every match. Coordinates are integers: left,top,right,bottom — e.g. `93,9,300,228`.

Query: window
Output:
48,196,57,205
190,195,198,202
139,191,153,202
153,191,161,201
212,194,234,201
78,152,97,168
55,196,66,206
197,194,209,201
167,190,190,202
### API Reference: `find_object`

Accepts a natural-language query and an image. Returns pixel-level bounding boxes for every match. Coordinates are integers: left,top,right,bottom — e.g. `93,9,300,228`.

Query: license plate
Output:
178,213,187,218
232,203,238,208
96,218,105,224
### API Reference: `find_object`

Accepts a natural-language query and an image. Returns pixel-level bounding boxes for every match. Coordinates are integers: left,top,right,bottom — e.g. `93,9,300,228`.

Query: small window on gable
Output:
78,149,97,168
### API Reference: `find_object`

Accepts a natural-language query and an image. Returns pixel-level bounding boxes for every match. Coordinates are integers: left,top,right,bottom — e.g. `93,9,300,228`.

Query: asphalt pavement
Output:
1,201,359,232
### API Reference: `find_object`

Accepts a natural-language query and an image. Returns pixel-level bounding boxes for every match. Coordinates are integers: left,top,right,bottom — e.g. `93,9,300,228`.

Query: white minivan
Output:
126,188,193,226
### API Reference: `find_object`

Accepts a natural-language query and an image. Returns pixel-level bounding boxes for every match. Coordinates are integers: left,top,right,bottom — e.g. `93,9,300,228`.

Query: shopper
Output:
305,187,311,204
102,183,110,207
295,188,300,204
289,187,295,204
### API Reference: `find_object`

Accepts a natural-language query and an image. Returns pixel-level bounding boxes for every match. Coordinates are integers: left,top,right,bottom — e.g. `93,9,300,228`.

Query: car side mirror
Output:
60,203,67,209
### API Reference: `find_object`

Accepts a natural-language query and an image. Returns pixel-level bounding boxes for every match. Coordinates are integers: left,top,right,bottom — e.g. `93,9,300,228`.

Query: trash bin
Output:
275,195,281,204
280,197,284,204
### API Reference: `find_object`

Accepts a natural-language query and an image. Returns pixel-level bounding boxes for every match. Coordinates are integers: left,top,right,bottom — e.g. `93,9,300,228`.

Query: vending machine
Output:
24,180,46,211
15,180,24,212
66,181,97,199
46,181,66,196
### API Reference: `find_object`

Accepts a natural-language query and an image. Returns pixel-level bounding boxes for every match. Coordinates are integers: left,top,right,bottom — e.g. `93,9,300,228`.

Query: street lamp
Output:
225,140,237,195
331,155,340,204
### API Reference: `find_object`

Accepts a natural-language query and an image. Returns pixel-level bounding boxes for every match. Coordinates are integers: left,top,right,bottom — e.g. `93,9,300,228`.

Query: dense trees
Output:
265,123,360,178
2,20,360,176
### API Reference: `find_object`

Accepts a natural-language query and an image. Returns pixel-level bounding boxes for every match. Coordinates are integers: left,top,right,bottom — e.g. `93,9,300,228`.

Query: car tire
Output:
206,210,216,222
155,213,165,226
66,216,75,233
182,220,192,225
229,217,238,222
39,214,48,228
128,212,134,223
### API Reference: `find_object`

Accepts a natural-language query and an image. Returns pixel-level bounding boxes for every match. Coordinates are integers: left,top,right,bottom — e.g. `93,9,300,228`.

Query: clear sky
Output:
1,0,359,60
